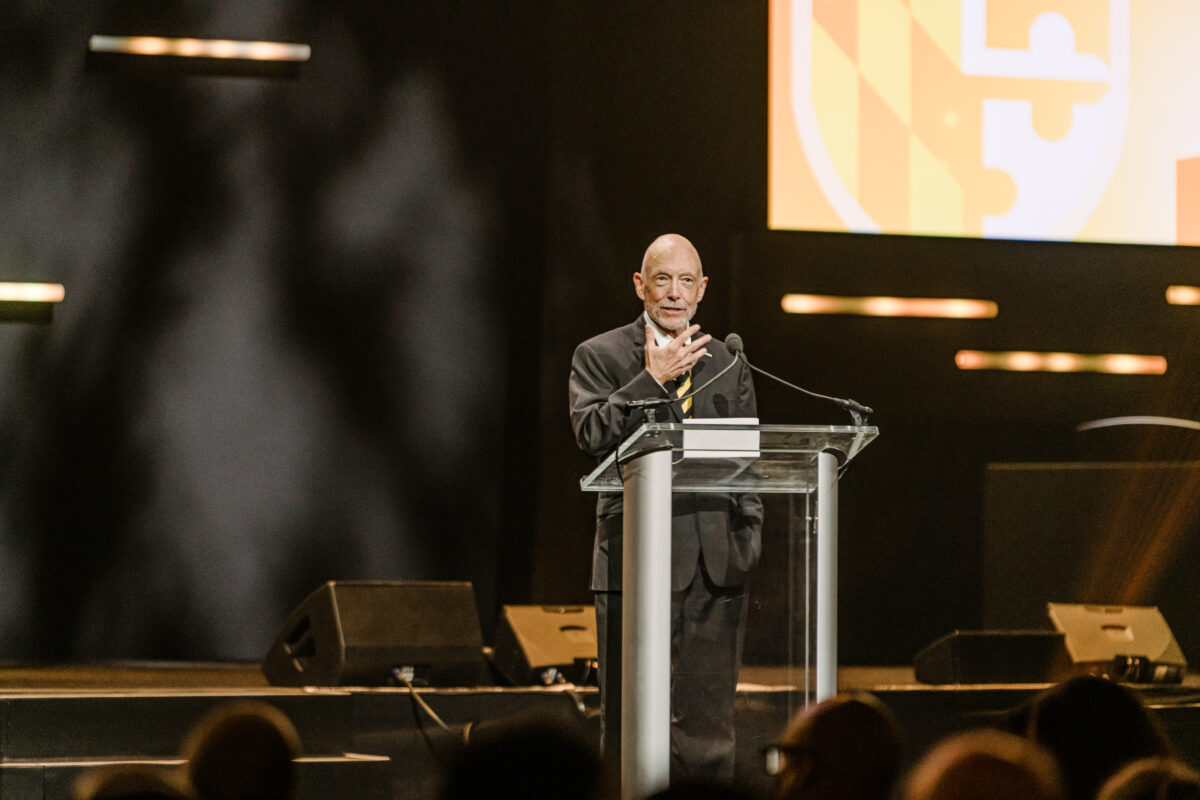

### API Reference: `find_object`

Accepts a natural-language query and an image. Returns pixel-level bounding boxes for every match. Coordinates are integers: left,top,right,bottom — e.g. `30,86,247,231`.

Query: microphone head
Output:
725,333,744,356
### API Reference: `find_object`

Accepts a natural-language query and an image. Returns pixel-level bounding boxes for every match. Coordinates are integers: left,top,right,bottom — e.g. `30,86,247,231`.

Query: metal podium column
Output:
620,442,673,800
815,449,839,701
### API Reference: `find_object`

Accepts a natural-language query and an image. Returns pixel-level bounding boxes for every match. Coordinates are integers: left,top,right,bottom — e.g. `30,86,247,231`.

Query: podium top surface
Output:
580,423,878,493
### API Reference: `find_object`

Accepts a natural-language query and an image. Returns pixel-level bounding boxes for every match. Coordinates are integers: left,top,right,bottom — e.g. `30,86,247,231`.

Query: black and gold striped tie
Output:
676,371,692,418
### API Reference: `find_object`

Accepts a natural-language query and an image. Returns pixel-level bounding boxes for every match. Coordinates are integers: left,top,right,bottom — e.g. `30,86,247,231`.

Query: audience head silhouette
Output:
438,713,613,800
1097,757,1200,800
75,764,195,800
905,729,1064,800
770,692,902,800
182,701,301,800
1024,675,1171,800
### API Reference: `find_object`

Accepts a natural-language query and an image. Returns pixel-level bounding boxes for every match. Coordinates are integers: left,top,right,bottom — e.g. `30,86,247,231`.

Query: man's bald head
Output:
641,233,703,278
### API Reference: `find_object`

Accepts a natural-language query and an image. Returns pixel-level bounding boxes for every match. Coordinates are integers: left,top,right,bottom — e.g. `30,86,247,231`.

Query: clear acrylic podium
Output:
580,422,878,798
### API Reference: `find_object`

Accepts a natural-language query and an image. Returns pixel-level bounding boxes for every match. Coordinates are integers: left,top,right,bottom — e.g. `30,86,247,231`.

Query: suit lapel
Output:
628,317,647,379
691,345,710,382
627,315,684,422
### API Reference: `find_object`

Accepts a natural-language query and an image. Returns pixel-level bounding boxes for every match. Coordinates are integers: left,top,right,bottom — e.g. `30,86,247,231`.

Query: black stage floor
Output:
3,663,1200,800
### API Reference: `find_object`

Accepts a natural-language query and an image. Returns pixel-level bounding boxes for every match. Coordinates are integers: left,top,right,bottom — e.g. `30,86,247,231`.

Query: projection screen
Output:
769,0,1200,246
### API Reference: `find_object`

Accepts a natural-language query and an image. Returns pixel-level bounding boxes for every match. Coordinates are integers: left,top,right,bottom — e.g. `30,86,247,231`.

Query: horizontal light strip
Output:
88,35,311,62
781,294,998,318
1078,416,1200,432
955,350,1166,374
1166,285,1200,305
0,283,65,303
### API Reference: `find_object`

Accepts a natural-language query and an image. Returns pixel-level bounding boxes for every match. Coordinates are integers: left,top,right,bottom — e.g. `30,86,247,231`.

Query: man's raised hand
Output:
644,323,710,385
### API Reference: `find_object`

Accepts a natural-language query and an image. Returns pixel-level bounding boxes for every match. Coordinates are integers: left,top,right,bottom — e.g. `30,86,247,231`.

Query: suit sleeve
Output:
569,339,668,458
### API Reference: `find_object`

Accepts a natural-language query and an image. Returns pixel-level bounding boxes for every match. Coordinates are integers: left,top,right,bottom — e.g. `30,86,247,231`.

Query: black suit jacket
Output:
569,316,763,592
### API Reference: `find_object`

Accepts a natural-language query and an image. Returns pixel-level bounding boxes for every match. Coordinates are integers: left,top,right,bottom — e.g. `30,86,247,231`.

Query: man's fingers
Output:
648,323,712,374
672,324,701,344
678,334,711,357
680,348,708,371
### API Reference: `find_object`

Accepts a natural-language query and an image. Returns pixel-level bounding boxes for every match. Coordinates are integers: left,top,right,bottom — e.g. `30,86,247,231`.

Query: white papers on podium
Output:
681,418,760,458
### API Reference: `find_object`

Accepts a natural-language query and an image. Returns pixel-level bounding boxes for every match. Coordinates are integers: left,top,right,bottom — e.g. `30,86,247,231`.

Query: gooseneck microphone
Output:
625,337,744,419
626,353,742,420
724,333,746,357
725,333,873,424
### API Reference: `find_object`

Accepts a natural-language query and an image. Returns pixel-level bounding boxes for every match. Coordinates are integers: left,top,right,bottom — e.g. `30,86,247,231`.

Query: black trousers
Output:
594,557,749,782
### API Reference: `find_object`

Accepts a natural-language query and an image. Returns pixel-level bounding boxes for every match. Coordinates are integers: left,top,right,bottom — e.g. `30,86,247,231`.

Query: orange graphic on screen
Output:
766,0,1200,244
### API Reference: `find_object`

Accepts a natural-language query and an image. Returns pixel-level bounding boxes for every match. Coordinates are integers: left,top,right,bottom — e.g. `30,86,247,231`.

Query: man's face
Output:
633,250,708,335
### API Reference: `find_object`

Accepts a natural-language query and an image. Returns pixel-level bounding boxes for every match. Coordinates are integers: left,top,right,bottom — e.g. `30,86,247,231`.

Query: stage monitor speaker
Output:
491,604,597,686
262,580,486,687
1048,602,1186,684
913,630,1072,685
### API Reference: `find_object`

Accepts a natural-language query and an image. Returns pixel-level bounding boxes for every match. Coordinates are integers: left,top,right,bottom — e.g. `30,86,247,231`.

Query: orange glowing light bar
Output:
0,283,65,303
781,294,998,319
955,350,1166,375
1078,416,1200,432
88,35,311,63
1166,285,1200,305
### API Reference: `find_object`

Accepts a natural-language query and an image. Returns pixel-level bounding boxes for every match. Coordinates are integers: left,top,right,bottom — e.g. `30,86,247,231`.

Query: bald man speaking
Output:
569,233,763,781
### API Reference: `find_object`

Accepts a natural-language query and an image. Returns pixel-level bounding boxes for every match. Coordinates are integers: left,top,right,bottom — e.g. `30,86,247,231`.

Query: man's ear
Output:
632,271,646,300
696,275,708,303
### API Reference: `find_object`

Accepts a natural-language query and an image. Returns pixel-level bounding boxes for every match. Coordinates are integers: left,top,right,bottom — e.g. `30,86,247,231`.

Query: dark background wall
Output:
3,2,1200,668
